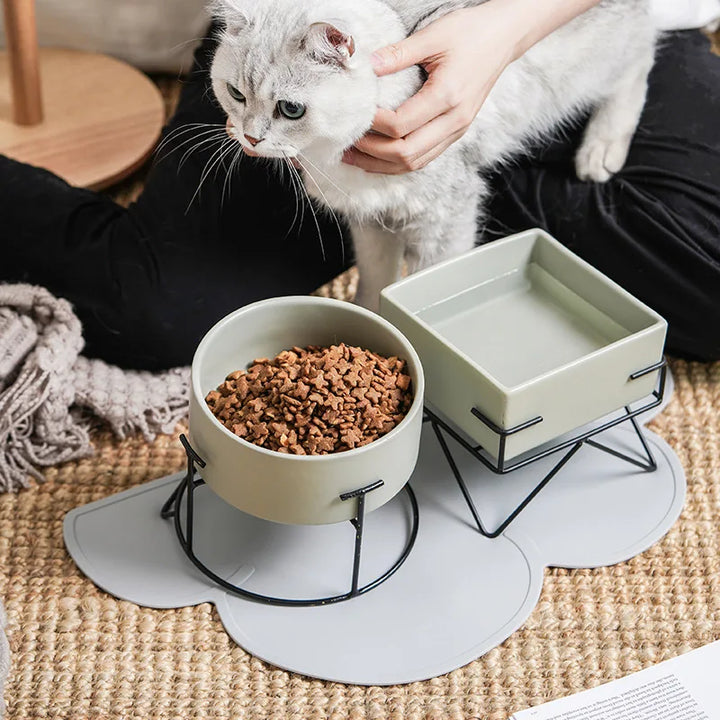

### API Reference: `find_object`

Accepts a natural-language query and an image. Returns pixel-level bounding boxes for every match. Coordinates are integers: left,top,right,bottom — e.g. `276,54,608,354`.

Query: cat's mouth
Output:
225,118,299,165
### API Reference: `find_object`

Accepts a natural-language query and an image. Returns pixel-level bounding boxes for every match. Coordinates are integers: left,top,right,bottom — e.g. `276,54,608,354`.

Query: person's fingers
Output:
408,126,467,171
354,106,472,169
371,87,445,139
342,147,406,175
370,26,439,76
345,117,466,174
353,132,402,160
402,109,472,162
370,69,464,139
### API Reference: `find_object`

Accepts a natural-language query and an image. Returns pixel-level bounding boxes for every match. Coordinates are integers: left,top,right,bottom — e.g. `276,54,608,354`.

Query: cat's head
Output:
210,0,408,162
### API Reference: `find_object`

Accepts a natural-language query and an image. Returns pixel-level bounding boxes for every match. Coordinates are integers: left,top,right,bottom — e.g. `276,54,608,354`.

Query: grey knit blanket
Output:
0,284,191,712
0,284,190,493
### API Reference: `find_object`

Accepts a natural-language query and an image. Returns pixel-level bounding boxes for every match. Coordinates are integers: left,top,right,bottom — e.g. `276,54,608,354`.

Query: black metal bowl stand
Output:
161,435,420,607
424,359,667,538
161,359,664,604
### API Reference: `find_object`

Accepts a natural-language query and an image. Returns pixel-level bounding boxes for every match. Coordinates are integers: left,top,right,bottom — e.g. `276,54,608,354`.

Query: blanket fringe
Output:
0,367,52,491
0,285,190,492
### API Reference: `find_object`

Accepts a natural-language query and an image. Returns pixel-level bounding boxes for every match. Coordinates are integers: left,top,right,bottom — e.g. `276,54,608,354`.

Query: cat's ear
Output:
210,0,250,36
303,22,355,68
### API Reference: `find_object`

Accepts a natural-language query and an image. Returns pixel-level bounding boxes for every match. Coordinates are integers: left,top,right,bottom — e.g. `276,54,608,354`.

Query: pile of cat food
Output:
205,343,414,455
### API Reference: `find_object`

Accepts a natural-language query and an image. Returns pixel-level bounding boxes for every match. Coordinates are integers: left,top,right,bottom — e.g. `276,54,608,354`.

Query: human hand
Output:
342,2,523,174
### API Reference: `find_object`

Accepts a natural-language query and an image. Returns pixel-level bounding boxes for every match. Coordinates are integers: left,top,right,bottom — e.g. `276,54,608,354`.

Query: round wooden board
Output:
0,47,164,190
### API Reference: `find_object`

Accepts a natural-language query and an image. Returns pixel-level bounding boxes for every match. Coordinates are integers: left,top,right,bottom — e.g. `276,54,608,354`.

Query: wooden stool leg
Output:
2,0,43,125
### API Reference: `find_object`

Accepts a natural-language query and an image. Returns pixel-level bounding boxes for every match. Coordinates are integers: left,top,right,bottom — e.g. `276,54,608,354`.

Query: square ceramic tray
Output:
380,228,667,460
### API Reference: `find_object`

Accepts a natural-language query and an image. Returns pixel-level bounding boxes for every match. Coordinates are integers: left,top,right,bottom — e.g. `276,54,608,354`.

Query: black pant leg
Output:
484,31,720,361
3,29,718,367
0,26,350,370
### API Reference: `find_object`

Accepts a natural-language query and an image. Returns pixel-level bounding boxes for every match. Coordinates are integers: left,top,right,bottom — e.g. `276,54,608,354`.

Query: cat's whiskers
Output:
293,156,345,265
166,36,216,56
296,153,351,200
207,139,241,208
178,129,231,171
220,143,243,208
221,143,245,208
186,136,237,213
281,153,305,239
212,140,239,185
284,156,326,262
155,122,216,151
155,123,227,165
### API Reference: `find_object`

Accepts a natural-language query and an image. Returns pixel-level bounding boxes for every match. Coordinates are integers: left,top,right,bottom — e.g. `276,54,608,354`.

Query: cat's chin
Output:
227,130,297,161
239,146,297,161
250,151,293,159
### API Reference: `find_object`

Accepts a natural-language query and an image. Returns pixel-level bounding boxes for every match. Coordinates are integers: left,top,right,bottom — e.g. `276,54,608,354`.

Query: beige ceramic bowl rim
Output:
191,296,425,463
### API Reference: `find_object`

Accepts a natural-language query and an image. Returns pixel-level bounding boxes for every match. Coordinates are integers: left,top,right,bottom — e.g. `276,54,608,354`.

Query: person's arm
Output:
343,0,603,174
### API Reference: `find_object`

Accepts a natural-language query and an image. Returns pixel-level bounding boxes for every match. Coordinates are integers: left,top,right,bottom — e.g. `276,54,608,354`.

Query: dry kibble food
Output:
205,344,414,455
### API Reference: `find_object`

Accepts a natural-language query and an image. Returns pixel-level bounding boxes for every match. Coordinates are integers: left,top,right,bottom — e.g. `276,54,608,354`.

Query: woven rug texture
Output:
2,33,720,720
1,357,719,720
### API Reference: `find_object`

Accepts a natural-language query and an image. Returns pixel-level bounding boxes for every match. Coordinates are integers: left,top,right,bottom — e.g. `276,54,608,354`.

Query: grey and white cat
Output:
210,0,656,310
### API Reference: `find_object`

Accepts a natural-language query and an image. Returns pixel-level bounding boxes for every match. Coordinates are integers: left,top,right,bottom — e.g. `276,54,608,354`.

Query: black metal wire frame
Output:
425,359,667,539
160,435,420,607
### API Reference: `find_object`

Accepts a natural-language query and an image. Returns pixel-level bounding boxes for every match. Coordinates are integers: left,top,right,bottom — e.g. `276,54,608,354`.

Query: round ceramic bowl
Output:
189,296,425,525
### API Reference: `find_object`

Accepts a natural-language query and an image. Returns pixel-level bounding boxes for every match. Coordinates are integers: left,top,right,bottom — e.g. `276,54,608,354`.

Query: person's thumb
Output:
370,31,433,76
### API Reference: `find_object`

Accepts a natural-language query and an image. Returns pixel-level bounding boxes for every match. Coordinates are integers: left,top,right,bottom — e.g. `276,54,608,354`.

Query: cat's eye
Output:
226,83,245,103
277,100,306,119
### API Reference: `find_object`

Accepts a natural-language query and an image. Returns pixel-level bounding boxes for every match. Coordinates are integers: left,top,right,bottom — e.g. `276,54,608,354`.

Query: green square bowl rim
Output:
380,228,667,397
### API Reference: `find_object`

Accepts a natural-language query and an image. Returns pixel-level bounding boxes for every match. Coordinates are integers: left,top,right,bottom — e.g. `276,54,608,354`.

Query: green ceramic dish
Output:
380,229,667,460
189,296,425,525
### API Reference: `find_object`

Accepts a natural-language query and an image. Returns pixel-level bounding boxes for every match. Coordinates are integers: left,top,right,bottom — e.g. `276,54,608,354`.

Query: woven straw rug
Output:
2,361,719,719
2,37,720,720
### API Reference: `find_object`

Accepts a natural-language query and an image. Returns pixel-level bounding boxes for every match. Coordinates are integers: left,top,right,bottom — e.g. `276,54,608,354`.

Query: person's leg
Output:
483,30,720,361
0,26,350,370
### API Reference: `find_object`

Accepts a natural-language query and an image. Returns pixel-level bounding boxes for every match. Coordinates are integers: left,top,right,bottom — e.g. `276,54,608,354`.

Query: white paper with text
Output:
513,640,720,720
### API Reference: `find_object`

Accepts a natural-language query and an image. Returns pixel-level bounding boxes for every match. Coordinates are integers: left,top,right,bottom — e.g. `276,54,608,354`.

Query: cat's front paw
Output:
575,134,632,183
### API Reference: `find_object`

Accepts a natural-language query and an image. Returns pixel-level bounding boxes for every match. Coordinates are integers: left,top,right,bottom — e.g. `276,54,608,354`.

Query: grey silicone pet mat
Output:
64,377,684,685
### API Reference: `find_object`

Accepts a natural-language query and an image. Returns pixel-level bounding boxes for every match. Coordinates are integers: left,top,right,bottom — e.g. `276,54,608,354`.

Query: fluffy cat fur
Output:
210,0,656,310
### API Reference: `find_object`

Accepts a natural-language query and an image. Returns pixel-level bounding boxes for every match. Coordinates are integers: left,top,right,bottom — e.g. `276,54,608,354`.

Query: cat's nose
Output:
244,134,263,146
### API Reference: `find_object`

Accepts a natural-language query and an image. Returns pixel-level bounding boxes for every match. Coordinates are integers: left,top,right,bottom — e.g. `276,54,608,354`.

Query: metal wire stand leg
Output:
585,413,657,471
430,419,584,538
160,435,420,607
428,403,659,539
